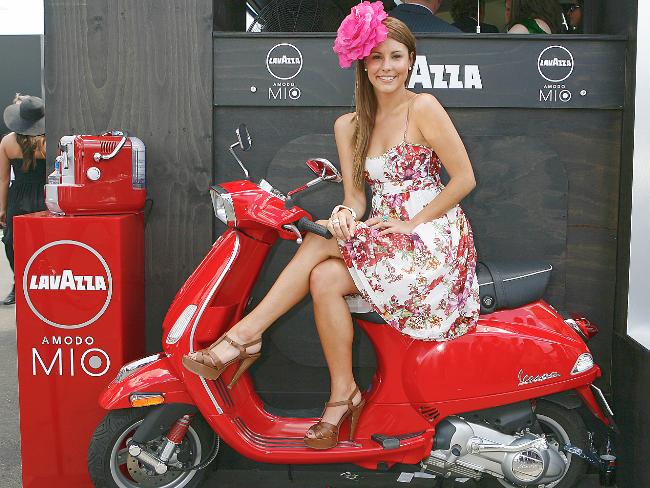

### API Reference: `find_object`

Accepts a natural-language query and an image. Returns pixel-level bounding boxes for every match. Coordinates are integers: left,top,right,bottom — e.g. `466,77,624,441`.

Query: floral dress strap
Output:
403,94,420,143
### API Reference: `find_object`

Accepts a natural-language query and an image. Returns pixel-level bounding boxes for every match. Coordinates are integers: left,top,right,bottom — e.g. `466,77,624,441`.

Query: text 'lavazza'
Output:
29,269,107,290
409,56,482,89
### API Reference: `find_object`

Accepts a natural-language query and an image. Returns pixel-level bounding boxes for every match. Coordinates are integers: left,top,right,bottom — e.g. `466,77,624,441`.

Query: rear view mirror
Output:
305,158,342,183
236,124,252,151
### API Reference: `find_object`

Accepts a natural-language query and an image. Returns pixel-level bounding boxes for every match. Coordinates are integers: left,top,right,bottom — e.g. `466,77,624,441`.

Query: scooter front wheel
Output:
88,407,217,488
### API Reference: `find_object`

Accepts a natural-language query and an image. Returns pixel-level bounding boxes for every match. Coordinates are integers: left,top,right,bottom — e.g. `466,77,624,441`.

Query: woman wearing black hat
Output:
0,95,46,305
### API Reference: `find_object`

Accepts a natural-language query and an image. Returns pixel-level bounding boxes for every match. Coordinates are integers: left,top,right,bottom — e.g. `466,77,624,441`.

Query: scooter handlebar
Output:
296,217,332,239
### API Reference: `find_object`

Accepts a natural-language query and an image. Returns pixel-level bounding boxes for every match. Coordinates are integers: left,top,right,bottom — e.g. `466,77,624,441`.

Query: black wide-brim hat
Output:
3,96,45,136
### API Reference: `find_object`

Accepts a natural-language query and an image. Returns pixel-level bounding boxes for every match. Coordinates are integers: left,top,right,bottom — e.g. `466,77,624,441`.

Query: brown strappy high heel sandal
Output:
182,333,262,389
303,386,365,450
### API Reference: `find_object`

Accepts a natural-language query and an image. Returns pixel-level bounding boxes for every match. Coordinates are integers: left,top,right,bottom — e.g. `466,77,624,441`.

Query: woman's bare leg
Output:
305,258,362,438
191,226,342,361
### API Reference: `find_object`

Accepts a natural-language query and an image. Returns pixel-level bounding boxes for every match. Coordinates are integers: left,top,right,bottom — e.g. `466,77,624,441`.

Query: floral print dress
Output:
340,113,480,341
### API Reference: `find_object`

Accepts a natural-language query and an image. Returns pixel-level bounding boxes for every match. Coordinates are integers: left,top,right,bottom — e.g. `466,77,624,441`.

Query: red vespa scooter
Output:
88,125,617,488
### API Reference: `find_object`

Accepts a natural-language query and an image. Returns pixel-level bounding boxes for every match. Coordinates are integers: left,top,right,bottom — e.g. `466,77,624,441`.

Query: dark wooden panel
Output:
214,35,626,108
45,0,214,351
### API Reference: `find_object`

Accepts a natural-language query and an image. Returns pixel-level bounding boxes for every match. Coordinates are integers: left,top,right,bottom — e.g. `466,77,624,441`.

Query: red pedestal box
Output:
14,212,145,488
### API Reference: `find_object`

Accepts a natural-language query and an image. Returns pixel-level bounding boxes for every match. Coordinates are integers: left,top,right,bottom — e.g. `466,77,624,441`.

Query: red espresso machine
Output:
14,131,146,487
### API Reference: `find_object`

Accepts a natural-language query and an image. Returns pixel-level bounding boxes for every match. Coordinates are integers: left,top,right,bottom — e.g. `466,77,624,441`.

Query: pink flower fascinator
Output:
333,1,389,69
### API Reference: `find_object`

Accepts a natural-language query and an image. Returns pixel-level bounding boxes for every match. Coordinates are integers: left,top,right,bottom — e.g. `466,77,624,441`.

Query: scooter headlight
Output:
113,353,161,383
210,185,236,224
571,353,594,375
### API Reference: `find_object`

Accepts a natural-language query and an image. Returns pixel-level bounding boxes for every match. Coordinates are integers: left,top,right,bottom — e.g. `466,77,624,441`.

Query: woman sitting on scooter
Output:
183,1,480,450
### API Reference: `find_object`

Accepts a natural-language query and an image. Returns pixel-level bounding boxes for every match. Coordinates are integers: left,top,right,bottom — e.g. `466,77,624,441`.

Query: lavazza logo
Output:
538,45,574,103
408,55,483,90
23,240,113,377
266,43,303,101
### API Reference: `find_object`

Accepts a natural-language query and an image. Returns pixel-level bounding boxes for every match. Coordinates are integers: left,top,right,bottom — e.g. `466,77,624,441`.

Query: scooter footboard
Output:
99,354,194,410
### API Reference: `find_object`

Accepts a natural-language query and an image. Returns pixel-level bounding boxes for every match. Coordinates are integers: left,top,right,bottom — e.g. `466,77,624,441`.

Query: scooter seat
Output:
351,261,552,324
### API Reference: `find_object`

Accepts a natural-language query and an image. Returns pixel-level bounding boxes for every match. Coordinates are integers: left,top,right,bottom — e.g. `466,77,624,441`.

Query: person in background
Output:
562,2,583,33
451,0,499,33
505,0,565,34
0,95,46,305
390,0,461,33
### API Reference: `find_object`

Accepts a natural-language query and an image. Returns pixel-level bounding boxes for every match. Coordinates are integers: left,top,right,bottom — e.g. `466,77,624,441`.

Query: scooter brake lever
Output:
282,224,303,244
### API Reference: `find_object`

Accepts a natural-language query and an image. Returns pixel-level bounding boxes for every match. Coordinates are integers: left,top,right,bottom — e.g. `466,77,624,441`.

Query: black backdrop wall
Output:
213,34,624,407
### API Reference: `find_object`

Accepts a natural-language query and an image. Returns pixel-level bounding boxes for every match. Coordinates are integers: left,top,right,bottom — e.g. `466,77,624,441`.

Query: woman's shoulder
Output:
507,22,531,33
411,92,441,109
0,132,17,146
335,112,356,128
0,132,18,155
508,18,550,34
334,112,356,138
410,92,445,120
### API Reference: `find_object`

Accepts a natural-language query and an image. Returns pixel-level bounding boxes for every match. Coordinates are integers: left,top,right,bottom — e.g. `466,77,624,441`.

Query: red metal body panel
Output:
220,180,311,242
15,212,145,488
99,356,193,410
99,178,611,470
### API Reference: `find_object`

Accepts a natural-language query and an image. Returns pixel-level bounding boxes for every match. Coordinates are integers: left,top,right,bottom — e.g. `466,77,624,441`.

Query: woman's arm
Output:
370,94,475,235
0,135,13,228
329,112,366,240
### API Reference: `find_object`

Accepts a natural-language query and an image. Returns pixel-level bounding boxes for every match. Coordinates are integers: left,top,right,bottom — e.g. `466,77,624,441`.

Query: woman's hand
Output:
366,216,419,236
327,209,357,240
0,210,6,229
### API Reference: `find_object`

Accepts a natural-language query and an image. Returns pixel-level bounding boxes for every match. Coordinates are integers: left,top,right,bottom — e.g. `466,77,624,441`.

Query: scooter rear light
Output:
570,314,599,339
130,393,165,408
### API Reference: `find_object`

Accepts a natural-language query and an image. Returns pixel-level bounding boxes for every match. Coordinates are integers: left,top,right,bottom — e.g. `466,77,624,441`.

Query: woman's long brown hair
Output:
15,134,45,172
351,17,416,189
507,0,563,34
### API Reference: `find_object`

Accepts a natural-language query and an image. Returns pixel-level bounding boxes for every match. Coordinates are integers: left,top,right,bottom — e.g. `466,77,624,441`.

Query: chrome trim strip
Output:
502,266,553,282
94,136,127,162
188,233,241,415
591,384,615,417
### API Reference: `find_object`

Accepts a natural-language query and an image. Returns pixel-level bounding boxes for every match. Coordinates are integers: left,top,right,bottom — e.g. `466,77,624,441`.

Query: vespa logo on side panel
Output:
538,45,575,104
24,240,113,377
266,43,303,101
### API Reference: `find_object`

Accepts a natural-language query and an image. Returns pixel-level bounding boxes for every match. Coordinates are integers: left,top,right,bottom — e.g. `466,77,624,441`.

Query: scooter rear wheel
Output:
498,400,588,488
88,407,217,488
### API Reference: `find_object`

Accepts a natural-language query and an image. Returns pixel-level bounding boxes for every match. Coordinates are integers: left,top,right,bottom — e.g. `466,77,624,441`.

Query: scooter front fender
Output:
99,355,194,410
